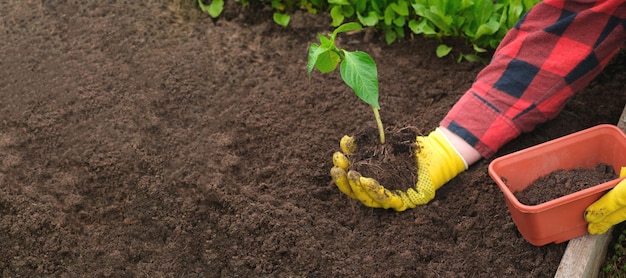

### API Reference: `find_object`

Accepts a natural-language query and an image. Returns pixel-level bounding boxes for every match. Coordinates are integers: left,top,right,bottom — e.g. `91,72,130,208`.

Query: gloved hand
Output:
585,168,626,234
330,128,468,211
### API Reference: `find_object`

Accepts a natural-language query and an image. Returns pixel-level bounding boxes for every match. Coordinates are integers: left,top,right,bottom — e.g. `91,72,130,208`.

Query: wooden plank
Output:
554,232,612,278
554,105,626,278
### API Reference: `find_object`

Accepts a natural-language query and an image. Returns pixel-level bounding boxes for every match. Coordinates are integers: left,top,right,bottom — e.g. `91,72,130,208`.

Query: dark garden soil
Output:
3,1,626,277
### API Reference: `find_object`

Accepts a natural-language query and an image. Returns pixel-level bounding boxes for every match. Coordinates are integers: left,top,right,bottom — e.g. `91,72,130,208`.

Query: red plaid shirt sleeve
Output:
440,0,626,159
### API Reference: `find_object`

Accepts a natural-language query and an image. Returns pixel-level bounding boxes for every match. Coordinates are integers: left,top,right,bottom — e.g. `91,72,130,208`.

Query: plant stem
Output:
372,106,385,144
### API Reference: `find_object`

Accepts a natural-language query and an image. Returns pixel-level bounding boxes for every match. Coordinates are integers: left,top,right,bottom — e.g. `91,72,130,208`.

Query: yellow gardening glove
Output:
330,128,467,211
585,168,626,235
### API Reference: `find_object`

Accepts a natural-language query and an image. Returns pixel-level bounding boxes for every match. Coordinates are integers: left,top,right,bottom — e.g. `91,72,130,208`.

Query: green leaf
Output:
316,50,341,73
460,53,486,63
408,19,419,33
305,0,321,12
393,15,405,27
355,0,367,13
411,4,452,34
371,0,382,13
342,5,355,17
507,2,524,27
472,44,487,53
409,19,437,36
425,6,453,34
461,0,473,10
198,0,224,18
307,44,340,75
330,6,345,26
394,25,405,38
384,6,395,26
318,33,332,47
328,0,351,5
436,44,452,58
385,30,397,44
273,13,290,27
410,2,426,18
390,0,409,16
357,11,379,27
307,43,322,76
340,51,379,109
333,22,363,36
271,0,285,10
473,0,494,24
474,18,500,40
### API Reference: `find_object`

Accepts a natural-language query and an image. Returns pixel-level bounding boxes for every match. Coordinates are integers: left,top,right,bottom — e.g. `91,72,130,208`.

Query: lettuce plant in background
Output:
198,0,325,27
199,0,540,60
406,0,539,61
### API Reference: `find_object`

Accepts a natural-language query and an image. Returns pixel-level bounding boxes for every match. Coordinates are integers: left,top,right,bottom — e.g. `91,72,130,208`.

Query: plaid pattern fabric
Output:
440,0,626,159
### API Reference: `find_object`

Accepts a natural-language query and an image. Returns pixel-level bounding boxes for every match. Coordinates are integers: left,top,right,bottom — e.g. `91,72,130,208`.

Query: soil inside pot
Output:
514,163,618,205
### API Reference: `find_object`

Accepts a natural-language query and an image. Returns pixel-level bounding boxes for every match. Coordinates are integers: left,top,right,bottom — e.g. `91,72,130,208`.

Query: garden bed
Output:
1,1,626,276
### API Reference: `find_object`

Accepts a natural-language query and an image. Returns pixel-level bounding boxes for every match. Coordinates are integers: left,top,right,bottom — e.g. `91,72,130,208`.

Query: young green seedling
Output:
307,22,385,144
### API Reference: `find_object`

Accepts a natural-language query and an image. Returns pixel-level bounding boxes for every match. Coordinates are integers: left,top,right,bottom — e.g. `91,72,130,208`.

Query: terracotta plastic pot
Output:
488,124,626,246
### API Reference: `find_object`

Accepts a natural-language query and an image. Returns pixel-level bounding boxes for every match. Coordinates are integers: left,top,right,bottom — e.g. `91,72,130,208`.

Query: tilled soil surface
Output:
2,1,626,277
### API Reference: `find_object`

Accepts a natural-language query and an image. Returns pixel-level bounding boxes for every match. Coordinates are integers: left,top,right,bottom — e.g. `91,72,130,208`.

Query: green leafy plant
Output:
198,0,225,18
198,0,318,27
601,227,626,277
307,22,385,144
269,0,327,25
323,0,539,59
327,0,410,45
408,0,539,61
200,0,540,60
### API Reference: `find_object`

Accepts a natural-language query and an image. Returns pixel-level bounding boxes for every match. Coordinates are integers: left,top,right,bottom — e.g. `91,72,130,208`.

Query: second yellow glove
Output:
585,170,626,234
